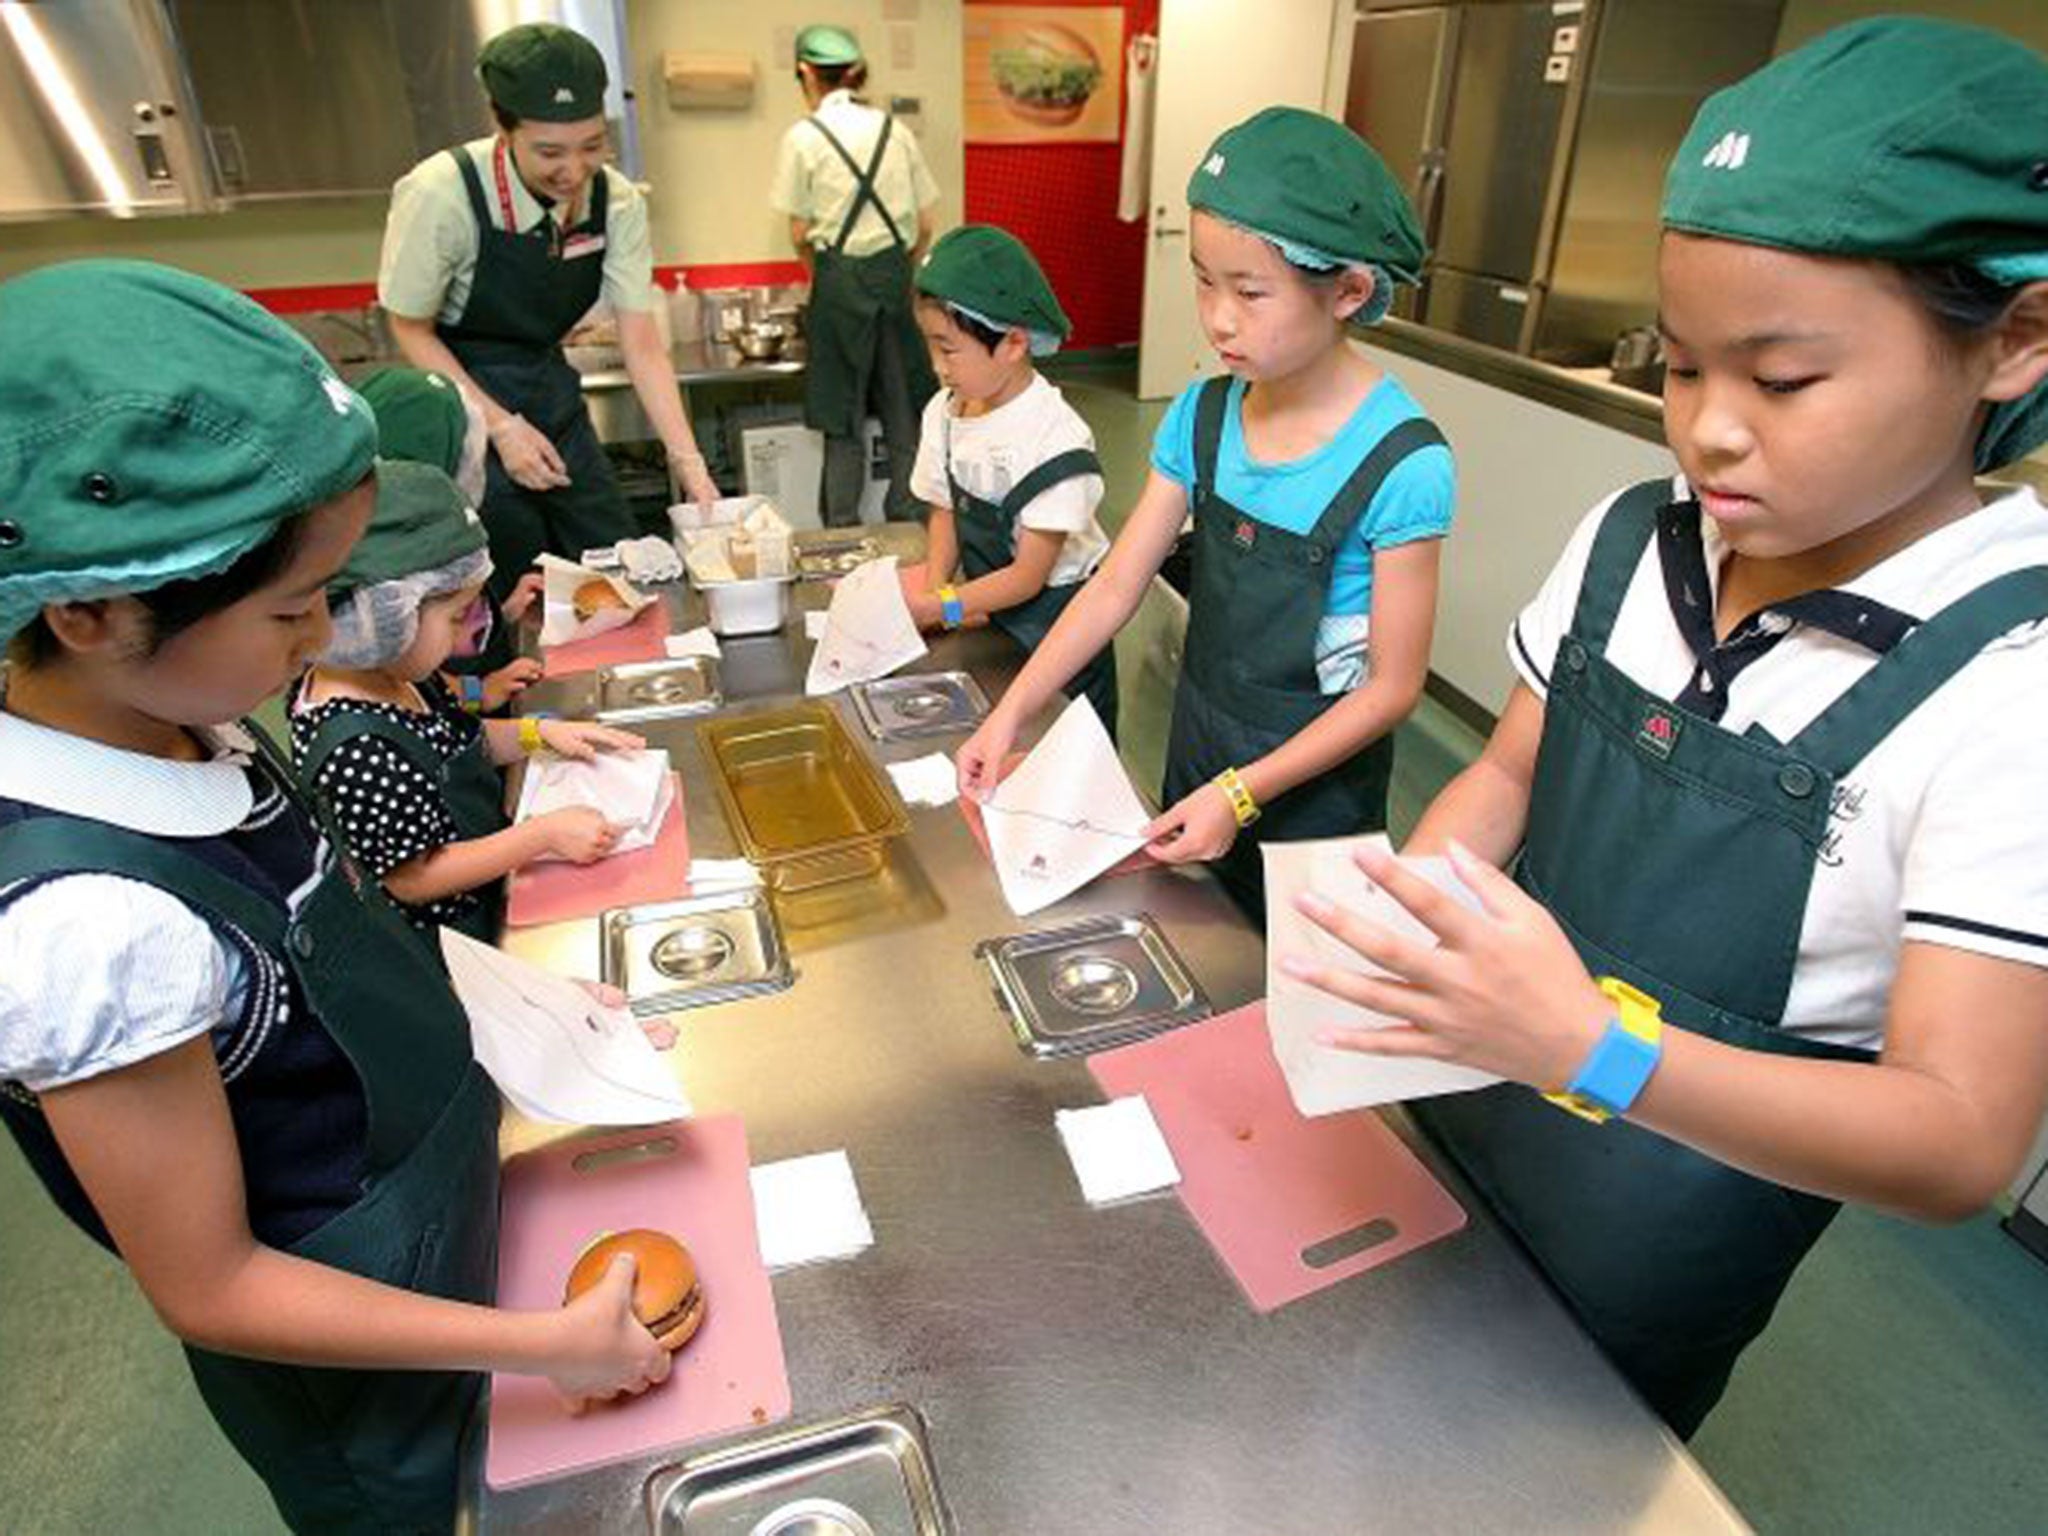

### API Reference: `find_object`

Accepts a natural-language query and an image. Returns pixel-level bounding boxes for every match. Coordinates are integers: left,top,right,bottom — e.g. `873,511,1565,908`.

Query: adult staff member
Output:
771,24,940,526
378,21,717,610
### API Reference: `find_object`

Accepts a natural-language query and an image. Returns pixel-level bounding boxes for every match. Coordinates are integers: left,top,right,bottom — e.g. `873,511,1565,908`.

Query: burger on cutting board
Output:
564,1229,706,1353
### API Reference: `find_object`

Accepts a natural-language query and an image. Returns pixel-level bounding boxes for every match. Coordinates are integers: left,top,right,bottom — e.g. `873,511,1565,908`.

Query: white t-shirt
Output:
1509,478,2048,1052
769,91,940,258
0,708,295,1092
909,374,1109,587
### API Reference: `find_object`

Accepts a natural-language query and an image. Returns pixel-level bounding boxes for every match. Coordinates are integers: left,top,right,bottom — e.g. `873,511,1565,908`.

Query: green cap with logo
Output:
1186,106,1426,285
329,460,488,601
796,24,863,68
355,366,468,478
0,259,377,647
917,225,1072,346
478,22,609,123
1662,17,2048,469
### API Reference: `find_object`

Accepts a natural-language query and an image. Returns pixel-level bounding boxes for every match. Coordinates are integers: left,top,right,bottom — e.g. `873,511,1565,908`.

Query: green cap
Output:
0,259,376,647
917,225,1072,344
355,366,467,478
1187,107,1425,283
478,22,608,123
330,460,487,600
1663,18,2048,264
796,24,862,68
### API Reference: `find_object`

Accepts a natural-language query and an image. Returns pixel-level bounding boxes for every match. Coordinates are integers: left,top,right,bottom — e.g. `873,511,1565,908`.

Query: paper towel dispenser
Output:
663,52,756,111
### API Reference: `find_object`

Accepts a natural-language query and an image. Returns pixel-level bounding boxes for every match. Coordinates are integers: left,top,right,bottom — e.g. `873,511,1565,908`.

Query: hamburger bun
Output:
563,1229,706,1352
573,577,628,622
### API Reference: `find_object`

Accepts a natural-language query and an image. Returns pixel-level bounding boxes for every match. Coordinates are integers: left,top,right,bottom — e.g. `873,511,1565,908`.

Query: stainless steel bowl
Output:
734,321,791,360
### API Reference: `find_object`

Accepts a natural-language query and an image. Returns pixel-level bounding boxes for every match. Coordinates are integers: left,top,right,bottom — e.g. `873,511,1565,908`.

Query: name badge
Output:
560,233,607,260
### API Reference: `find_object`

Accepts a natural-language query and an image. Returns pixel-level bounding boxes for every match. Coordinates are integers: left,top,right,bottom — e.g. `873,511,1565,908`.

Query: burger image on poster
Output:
992,22,1103,128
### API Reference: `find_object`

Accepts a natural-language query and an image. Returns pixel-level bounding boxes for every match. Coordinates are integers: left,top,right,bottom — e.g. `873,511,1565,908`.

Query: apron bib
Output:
299,707,510,943
1416,479,2048,1435
1162,376,1446,918
947,424,1118,736
441,142,632,630
0,728,498,1533
800,114,937,443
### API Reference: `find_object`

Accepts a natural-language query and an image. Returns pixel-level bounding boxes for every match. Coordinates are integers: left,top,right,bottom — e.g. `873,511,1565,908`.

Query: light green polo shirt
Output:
377,137,657,325
769,90,939,258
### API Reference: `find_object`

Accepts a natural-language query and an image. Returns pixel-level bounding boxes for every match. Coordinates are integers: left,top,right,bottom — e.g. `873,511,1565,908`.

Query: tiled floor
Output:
4,355,2045,1534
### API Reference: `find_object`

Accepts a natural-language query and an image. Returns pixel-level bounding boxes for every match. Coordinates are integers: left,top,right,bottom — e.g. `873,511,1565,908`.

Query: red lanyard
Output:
492,138,566,256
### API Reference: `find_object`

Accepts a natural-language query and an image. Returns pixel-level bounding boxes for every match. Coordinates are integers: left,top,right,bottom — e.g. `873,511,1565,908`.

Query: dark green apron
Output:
441,143,632,637
801,114,938,448
0,729,498,1534
1162,376,1447,919
299,707,509,944
1415,479,2048,1435
946,422,1118,738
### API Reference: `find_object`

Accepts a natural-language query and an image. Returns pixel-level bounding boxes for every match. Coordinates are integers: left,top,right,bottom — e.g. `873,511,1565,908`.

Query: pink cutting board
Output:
541,602,670,676
956,752,1156,878
1089,1002,1466,1313
503,776,692,927
485,1115,791,1491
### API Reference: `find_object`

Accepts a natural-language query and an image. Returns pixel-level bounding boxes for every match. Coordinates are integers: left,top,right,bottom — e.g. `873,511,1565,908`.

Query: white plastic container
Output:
699,573,794,637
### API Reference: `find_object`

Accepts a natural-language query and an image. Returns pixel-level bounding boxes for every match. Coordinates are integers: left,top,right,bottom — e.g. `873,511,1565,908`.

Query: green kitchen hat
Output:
0,259,376,647
355,366,468,478
1663,17,2048,469
796,24,863,68
1187,107,1426,285
917,225,1072,348
478,22,609,122
329,459,488,601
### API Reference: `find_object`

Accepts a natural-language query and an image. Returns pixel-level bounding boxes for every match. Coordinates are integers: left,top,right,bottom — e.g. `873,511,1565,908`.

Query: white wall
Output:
626,0,964,266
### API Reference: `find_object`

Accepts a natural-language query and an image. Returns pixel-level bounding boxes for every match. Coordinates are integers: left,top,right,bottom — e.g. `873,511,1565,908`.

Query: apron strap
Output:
0,818,288,950
1190,374,1234,511
1788,565,2048,776
809,113,905,255
999,447,1103,521
299,709,452,789
449,145,493,231
1302,417,1447,557
1568,478,1672,652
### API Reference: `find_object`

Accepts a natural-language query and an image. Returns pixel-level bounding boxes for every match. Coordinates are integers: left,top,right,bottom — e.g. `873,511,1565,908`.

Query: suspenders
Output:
807,112,905,254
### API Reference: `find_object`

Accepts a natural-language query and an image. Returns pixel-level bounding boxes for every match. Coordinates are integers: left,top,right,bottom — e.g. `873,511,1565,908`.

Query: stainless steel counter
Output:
579,339,804,449
467,526,1748,1534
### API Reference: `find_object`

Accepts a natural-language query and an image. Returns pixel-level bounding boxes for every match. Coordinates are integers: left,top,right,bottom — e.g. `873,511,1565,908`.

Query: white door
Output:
1137,0,1343,400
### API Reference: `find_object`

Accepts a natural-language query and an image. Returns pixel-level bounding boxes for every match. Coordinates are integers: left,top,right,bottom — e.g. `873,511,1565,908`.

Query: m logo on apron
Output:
1233,518,1257,551
1635,706,1681,759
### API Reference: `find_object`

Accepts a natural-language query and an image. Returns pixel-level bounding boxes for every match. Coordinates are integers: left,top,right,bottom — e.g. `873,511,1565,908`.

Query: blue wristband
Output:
457,674,485,712
1564,1017,1662,1117
940,590,965,629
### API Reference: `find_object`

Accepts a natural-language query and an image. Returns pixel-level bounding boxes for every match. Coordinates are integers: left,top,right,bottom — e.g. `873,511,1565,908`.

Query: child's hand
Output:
1278,841,1610,1090
956,712,1019,803
1145,782,1242,863
537,720,647,760
483,658,545,710
541,807,620,864
547,1252,672,1412
500,572,547,626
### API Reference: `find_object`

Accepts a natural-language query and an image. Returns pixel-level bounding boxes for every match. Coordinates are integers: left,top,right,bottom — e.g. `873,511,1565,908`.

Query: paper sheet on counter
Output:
536,553,657,647
982,696,1150,917
440,930,691,1126
1263,835,1499,1114
748,1151,874,1271
513,748,674,861
802,609,830,641
1056,1096,1181,1205
663,626,721,660
886,752,959,807
805,555,927,695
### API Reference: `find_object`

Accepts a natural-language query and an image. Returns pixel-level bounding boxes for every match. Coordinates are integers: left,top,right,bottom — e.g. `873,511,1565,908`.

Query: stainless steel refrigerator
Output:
1344,0,1785,363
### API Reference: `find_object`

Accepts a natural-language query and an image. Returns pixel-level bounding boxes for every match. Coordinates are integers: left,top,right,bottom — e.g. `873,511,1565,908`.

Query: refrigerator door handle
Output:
1415,151,1447,251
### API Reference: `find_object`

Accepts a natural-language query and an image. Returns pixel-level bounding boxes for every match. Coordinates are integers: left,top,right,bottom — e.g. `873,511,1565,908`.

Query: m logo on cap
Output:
1204,152,1226,177
554,85,575,104
1701,131,1751,170
321,375,360,417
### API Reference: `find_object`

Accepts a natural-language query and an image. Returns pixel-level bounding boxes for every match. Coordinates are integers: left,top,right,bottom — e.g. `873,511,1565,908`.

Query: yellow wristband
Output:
518,716,547,755
936,584,965,630
1213,765,1260,827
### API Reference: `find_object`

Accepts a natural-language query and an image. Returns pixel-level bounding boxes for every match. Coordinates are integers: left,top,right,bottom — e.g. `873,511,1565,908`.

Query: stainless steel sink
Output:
593,657,723,724
599,890,793,1015
644,1404,951,1535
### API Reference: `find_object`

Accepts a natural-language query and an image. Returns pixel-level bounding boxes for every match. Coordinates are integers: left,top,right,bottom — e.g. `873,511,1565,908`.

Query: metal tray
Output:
795,534,881,581
978,912,1210,1058
646,1403,952,1536
698,704,908,892
592,657,722,724
849,672,990,742
598,889,792,1016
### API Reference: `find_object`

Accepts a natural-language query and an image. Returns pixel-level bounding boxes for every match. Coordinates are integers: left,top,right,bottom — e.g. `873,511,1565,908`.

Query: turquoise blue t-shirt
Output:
1150,372,1454,691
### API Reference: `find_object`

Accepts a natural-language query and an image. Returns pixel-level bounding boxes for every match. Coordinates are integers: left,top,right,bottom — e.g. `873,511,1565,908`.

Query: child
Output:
290,458,641,941
0,261,667,1534
908,223,1117,734
957,109,1455,919
1281,19,2048,1438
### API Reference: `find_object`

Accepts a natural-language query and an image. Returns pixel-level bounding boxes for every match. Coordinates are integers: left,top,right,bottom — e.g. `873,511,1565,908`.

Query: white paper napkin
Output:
439,930,691,1126
805,555,928,695
886,752,959,808
982,696,1150,917
748,1151,875,1271
686,856,761,891
1263,834,1499,1114
1055,1096,1181,1205
803,609,830,641
663,626,722,660
512,748,674,861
